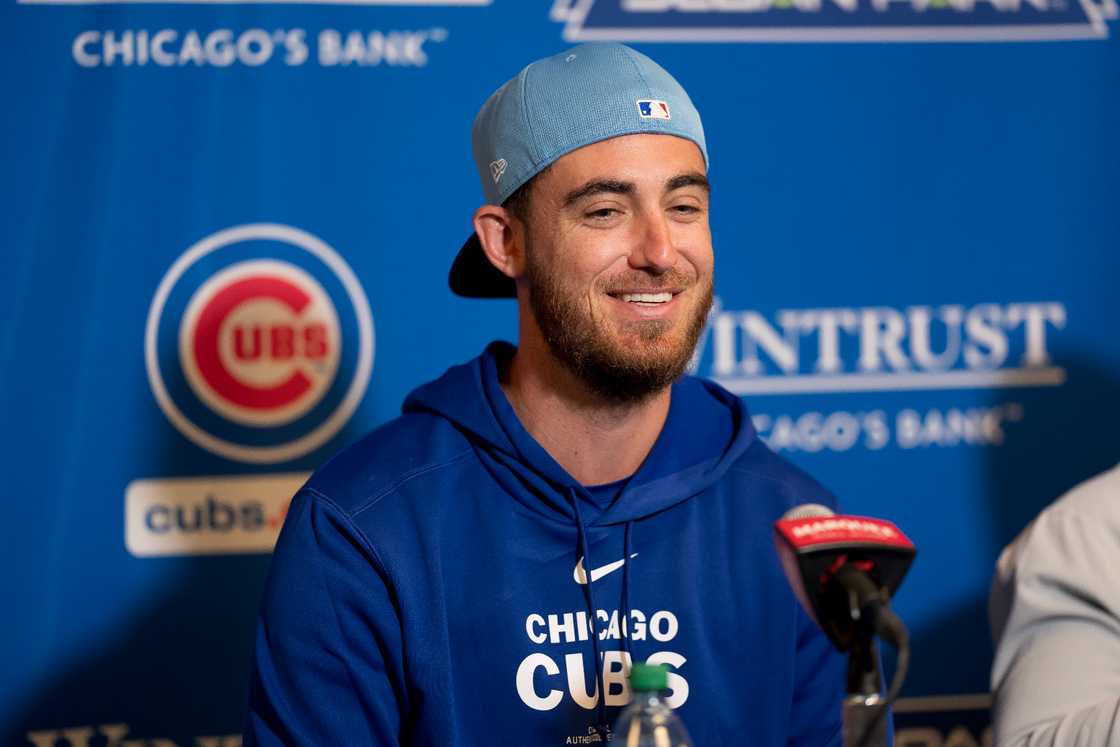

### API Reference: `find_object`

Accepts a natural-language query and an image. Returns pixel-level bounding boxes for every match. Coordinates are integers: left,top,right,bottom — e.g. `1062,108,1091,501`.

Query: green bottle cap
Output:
629,663,669,692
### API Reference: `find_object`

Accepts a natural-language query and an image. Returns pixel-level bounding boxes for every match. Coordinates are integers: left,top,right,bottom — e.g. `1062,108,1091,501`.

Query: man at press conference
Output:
244,42,853,745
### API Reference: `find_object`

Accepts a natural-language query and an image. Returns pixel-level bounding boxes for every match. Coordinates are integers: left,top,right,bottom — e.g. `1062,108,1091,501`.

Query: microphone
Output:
775,504,916,747
773,504,915,654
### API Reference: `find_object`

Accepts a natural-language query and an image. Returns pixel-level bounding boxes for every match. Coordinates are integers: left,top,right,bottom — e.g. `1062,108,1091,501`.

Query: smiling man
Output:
246,43,847,746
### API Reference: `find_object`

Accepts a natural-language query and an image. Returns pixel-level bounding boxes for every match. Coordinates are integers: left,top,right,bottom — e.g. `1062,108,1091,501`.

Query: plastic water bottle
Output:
612,663,694,747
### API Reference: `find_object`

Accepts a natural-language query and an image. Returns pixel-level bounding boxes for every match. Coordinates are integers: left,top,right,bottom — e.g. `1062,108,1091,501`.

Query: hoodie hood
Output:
403,341,757,527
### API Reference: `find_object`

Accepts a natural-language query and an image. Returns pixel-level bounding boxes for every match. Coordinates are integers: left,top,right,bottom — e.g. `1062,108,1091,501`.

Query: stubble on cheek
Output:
526,252,713,404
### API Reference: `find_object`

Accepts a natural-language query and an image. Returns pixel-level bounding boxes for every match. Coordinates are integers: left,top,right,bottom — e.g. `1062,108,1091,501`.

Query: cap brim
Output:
449,232,517,298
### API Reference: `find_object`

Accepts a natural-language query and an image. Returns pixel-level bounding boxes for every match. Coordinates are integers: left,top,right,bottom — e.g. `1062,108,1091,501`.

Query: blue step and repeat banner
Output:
2,0,1118,744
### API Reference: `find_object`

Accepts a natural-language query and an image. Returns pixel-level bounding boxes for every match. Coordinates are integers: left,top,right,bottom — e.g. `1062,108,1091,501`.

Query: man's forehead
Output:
541,133,707,191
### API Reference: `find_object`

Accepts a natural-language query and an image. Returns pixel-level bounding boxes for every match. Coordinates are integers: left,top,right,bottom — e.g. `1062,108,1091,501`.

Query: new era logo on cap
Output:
637,100,671,120
489,158,508,183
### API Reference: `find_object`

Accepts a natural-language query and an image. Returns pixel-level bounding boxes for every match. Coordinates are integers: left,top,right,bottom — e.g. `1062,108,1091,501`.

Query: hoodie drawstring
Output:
569,489,610,738
620,520,635,666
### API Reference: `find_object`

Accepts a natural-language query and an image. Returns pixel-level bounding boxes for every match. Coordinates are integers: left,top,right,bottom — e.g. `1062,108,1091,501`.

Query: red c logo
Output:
180,260,340,427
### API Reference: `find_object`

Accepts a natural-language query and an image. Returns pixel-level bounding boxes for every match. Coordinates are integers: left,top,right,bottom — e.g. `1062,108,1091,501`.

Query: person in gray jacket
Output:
990,464,1120,746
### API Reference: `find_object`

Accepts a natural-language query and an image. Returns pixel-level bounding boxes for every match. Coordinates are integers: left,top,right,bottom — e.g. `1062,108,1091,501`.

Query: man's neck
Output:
500,337,671,486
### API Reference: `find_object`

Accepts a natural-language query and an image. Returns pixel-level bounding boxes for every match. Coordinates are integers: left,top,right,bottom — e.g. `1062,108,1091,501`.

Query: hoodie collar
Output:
403,341,757,526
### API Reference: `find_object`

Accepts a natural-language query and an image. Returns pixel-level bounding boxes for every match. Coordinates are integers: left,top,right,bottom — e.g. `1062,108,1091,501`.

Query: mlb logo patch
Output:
637,100,671,120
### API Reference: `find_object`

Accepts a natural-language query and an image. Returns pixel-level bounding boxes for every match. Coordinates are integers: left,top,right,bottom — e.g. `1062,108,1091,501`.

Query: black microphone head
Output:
774,505,916,651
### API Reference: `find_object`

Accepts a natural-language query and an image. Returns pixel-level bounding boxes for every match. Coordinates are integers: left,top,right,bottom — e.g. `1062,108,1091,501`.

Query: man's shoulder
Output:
672,374,840,513
995,463,1120,589
303,410,475,517
1043,463,1120,524
724,437,840,513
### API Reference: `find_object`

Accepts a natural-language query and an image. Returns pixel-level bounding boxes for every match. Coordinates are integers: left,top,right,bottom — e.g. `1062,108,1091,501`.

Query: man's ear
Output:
472,205,525,281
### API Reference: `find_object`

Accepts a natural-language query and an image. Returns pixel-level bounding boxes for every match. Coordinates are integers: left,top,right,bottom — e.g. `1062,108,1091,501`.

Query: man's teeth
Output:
620,292,672,304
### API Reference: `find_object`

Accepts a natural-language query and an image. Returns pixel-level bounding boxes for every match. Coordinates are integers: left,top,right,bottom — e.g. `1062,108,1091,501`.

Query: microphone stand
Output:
835,565,898,747
842,630,888,747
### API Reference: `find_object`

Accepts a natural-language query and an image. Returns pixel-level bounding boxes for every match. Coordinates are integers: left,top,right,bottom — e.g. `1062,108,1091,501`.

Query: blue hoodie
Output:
246,342,847,746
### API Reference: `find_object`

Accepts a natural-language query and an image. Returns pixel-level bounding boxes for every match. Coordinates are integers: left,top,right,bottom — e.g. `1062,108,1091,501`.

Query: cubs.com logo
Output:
145,224,374,464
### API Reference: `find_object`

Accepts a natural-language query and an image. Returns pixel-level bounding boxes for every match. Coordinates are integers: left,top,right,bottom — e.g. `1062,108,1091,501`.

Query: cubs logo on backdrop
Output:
551,0,1117,42
145,223,374,465
178,259,340,428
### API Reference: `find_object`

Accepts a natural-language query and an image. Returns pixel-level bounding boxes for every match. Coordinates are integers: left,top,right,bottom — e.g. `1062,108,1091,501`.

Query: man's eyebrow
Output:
562,180,634,207
666,172,710,194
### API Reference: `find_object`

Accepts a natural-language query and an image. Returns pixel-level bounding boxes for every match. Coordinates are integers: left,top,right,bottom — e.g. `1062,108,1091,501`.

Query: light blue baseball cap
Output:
450,42,708,298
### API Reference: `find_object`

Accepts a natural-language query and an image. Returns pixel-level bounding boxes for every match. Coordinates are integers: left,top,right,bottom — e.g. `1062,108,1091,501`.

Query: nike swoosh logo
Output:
573,553,638,585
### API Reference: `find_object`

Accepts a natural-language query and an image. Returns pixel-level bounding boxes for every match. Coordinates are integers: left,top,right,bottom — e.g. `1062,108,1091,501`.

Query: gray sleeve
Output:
989,503,1120,747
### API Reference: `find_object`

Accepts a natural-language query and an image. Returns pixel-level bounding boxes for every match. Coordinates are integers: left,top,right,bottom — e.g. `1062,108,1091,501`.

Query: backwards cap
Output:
449,42,708,298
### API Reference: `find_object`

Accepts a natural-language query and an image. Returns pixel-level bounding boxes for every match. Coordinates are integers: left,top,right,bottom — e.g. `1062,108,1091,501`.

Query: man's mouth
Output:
608,290,681,306
620,292,673,305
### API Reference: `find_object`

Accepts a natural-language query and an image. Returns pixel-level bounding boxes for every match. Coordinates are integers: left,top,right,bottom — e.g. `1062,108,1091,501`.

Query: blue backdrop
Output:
3,1,1118,745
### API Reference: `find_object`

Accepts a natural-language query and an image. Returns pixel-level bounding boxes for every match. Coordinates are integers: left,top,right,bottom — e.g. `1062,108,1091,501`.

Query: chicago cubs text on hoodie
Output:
246,342,848,746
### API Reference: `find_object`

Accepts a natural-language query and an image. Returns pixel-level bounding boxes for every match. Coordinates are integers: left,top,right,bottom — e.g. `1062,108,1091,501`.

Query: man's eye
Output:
671,204,700,215
587,208,618,219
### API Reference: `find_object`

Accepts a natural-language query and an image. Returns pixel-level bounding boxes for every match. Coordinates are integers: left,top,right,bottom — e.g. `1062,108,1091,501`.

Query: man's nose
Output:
628,210,677,274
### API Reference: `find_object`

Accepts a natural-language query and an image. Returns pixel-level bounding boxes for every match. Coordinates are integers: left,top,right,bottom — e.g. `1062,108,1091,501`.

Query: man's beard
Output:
525,254,713,405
